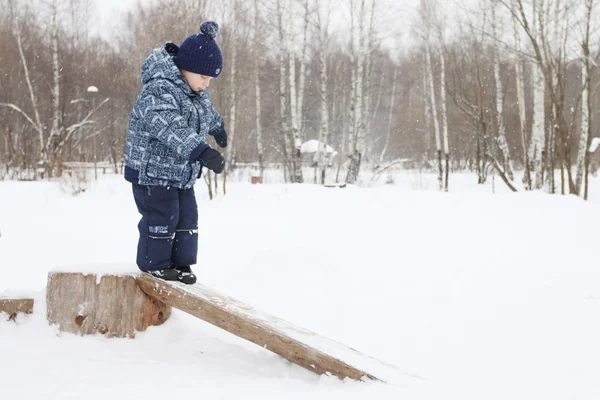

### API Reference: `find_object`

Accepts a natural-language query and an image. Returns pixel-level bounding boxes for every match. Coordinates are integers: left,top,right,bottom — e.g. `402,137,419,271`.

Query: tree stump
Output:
47,272,170,338
0,297,34,321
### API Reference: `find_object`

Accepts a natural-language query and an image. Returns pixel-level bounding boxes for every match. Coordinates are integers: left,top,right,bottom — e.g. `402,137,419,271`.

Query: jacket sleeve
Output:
140,83,208,161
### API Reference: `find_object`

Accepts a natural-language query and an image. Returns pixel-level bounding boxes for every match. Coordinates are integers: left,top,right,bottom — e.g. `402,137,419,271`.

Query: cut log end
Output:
47,272,170,338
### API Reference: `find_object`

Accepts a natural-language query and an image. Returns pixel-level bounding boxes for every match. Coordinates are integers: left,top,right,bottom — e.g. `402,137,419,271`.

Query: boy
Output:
124,21,227,284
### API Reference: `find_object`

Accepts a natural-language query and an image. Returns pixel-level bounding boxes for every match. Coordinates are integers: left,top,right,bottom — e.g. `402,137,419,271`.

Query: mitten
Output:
197,147,225,174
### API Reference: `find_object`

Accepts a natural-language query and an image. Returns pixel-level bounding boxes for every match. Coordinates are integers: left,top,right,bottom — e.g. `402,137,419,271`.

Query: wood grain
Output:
136,273,379,381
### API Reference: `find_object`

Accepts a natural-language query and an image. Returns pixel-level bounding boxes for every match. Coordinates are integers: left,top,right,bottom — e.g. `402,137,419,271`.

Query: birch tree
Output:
379,65,398,164
1,0,107,178
425,40,442,190
438,40,450,191
288,2,303,183
419,0,443,190
523,0,546,189
575,0,595,197
504,0,578,193
511,6,531,189
490,0,514,181
341,0,357,181
223,0,238,195
276,0,292,180
254,0,265,177
346,0,366,184
296,0,310,136
1,1,44,159
276,0,303,183
316,0,331,184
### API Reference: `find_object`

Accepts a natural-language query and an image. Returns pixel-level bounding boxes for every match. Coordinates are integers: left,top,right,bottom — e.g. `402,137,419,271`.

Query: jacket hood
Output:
140,42,192,95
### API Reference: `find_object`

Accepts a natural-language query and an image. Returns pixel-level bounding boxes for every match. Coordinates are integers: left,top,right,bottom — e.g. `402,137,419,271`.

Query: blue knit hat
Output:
175,21,223,78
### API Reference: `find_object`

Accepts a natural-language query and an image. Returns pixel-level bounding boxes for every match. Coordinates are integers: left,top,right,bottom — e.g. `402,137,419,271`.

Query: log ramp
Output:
45,271,382,381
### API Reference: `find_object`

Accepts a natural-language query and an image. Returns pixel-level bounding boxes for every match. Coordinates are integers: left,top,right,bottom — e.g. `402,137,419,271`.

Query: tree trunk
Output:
317,8,330,185
529,58,545,189
491,0,514,180
13,9,44,155
439,45,450,191
341,0,357,182
47,272,170,338
346,0,366,185
287,7,303,183
42,0,63,177
254,0,264,178
380,65,398,164
575,0,592,196
512,7,531,189
223,0,237,196
425,41,442,189
277,0,292,177
422,58,432,161
296,0,310,136
363,1,376,161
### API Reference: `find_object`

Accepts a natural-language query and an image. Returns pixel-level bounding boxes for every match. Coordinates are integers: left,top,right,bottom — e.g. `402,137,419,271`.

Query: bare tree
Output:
346,0,367,184
379,64,398,164
503,0,580,193
419,0,443,189
316,0,332,184
254,0,265,178
223,0,238,195
288,1,303,183
490,0,515,181
575,0,595,197
438,35,450,191
511,4,531,189
296,0,310,136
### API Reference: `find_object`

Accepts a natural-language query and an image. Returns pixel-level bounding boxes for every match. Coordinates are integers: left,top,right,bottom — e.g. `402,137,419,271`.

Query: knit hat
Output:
175,21,223,78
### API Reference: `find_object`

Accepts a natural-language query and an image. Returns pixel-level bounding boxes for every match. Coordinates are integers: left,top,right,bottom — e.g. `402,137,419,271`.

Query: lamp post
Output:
87,86,99,180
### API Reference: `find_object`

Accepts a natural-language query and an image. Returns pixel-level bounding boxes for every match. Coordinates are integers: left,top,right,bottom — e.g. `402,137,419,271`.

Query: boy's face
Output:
181,70,212,92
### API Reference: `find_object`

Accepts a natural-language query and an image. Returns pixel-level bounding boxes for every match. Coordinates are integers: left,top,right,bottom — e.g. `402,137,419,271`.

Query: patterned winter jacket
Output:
124,42,225,189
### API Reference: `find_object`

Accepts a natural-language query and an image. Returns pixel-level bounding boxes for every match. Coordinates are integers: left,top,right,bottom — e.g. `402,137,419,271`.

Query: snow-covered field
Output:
1,172,599,399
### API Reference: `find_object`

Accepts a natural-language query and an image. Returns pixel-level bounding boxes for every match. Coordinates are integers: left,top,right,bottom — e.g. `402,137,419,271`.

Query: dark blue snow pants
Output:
132,183,198,272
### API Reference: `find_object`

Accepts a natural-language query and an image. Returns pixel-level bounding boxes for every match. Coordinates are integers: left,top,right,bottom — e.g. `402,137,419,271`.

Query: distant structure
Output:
300,140,337,167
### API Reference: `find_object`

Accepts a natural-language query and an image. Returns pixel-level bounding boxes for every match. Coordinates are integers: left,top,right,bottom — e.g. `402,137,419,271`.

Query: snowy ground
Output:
1,171,599,399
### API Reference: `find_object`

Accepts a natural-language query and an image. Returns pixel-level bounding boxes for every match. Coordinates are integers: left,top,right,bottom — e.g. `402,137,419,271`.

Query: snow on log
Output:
47,272,170,338
0,297,34,321
136,274,381,381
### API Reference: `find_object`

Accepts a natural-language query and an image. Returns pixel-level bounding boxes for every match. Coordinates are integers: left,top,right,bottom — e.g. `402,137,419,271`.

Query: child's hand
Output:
214,130,227,148
197,147,225,174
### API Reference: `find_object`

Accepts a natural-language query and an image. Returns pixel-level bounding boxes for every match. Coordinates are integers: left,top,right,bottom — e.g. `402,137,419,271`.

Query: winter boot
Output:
173,265,197,285
147,268,180,281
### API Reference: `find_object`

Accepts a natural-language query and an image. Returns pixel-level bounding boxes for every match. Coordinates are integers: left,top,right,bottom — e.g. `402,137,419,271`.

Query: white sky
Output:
92,0,140,39
90,0,488,58
91,0,423,54
94,0,138,21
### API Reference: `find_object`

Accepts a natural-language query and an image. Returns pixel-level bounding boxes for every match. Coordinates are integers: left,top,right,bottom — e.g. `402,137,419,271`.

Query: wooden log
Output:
136,274,380,381
47,272,170,338
0,298,34,321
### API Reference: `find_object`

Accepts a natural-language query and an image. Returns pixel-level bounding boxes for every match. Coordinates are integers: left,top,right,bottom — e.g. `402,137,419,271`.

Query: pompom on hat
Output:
175,21,223,78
